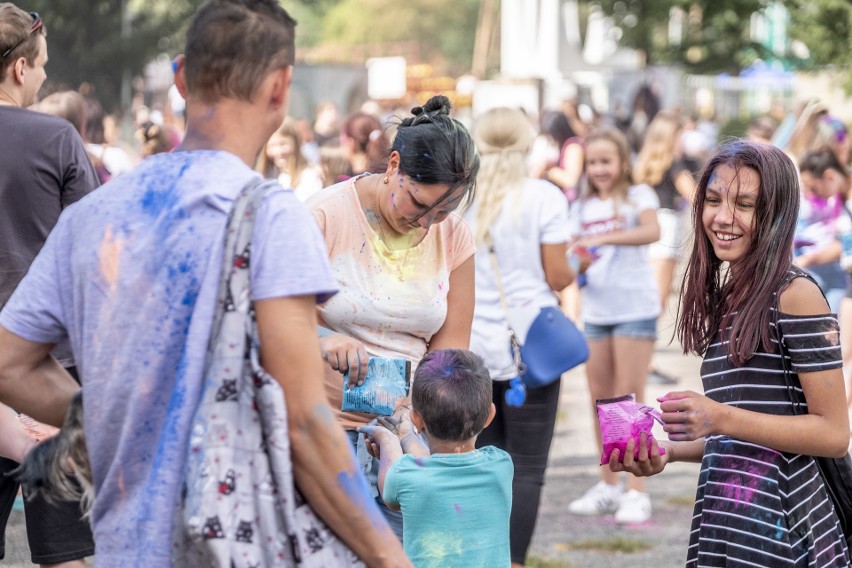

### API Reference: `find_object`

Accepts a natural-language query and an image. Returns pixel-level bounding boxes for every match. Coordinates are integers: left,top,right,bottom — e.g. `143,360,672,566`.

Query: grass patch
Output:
527,556,574,568
569,537,653,554
666,494,696,507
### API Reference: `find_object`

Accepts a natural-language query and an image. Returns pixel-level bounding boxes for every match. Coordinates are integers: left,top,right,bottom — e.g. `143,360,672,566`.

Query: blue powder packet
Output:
342,357,411,416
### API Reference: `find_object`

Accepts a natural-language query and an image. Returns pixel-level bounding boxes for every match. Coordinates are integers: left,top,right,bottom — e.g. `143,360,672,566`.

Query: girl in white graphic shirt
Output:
566,127,661,524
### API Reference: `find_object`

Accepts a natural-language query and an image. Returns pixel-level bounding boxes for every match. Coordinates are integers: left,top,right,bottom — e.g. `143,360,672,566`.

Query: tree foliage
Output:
29,0,340,112
590,0,773,73
318,0,480,75
786,0,852,91
27,0,203,111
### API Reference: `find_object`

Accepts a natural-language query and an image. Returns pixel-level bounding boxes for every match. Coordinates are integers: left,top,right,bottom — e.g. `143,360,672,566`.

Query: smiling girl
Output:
566,128,661,524
611,141,850,567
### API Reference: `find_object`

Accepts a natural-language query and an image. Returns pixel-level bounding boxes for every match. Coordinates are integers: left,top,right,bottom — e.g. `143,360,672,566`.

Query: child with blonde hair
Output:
566,127,661,524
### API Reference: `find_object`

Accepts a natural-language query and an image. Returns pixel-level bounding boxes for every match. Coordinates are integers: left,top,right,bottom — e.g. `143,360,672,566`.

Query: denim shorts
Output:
584,317,657,341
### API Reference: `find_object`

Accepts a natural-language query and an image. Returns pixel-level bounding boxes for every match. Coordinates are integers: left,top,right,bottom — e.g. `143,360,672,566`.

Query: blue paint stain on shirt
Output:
140,160,191,217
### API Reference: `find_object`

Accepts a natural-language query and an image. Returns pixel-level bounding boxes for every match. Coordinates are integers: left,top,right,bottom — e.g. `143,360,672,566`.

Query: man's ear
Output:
172,55,187,99
268,65,293,112
483,403,496,429
12,56,27,86
410,409,426,433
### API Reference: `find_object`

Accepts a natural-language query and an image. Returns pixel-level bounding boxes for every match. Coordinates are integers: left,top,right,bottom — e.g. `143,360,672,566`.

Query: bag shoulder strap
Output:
207,176,279,352
485,233,511,321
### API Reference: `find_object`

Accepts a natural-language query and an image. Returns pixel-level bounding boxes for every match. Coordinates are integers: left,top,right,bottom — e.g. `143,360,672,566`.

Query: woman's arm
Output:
659,278,851,458
428,256,474,351
0,405,38,462
541,242,575,292
580,208,661,248
256,296,410,567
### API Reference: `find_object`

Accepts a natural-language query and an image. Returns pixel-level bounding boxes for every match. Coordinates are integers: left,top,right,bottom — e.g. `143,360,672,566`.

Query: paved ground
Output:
526,312,704,568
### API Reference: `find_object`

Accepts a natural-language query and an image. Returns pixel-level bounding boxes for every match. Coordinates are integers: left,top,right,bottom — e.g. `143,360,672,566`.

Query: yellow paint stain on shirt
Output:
416,530,464,565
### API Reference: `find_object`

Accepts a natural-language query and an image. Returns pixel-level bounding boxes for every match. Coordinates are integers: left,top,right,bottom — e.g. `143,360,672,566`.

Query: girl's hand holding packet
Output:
596,393,666,465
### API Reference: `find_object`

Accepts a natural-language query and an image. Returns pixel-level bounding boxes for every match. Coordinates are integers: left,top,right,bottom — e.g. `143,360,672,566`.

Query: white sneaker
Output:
567,481,623,516
614,489,652,524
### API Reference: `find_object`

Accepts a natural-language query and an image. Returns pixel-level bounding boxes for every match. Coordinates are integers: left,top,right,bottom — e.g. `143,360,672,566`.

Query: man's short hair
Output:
412,349,492,441
184,0,296,104
0,3,46,77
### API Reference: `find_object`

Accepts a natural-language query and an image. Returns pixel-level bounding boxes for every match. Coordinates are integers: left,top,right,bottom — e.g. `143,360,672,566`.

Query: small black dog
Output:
12,391,93,514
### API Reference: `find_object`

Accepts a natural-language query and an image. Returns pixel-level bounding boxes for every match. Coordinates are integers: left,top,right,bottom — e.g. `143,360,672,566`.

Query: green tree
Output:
29,0,326,112
317,0,480,75
589,0,771,74
29,0,202,112
787,0,852,91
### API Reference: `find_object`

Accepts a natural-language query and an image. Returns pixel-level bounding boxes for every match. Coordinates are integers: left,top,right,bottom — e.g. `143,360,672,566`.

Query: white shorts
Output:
649,208,689,261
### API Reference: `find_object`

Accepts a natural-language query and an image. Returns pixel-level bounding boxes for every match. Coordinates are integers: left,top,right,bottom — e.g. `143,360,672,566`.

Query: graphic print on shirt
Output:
581,215,624,238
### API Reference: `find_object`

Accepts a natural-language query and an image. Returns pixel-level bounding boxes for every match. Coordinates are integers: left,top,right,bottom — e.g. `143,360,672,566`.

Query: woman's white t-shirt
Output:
569,183,661,325
466,178,571,380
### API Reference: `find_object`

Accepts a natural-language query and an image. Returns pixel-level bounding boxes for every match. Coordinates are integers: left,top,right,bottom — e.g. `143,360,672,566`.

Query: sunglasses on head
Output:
2,12,42,59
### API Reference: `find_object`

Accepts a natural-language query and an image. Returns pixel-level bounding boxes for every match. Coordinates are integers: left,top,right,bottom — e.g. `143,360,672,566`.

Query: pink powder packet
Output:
596,393,666,465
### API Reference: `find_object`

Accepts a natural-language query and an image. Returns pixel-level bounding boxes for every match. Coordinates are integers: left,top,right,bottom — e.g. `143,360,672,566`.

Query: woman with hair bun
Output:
306,95,480,538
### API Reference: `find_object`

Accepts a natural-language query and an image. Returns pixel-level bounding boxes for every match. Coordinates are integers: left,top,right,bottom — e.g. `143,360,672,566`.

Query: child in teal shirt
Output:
360,349,513,567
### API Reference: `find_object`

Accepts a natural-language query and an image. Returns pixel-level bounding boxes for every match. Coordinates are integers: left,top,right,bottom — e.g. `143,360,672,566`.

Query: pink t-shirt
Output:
308,177,476,428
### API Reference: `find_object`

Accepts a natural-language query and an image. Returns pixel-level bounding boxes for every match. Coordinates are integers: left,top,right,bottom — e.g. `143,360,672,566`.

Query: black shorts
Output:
0,366,94,563
0,457,95,563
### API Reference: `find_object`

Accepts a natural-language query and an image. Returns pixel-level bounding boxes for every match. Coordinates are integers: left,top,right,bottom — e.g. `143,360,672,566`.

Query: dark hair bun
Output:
403,95,452,128
421,95,452,116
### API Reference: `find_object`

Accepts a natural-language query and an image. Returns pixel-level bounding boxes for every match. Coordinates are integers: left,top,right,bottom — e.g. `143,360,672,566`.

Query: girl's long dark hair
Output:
677,141,800,365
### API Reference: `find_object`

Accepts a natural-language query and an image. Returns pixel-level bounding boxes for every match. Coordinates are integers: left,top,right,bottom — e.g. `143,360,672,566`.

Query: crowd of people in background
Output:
1,0,852,566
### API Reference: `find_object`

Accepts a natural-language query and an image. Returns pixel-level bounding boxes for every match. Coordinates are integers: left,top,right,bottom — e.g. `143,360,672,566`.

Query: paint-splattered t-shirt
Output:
308,177,476,429
0,151,337,567
383,446,513,568
691,277,850,567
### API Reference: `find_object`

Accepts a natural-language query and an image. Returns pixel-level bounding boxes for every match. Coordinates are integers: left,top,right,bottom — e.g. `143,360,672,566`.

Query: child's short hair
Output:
412,349,492,441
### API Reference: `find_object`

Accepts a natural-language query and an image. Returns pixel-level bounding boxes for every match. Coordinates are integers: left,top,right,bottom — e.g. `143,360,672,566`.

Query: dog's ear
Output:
12,392,93,515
